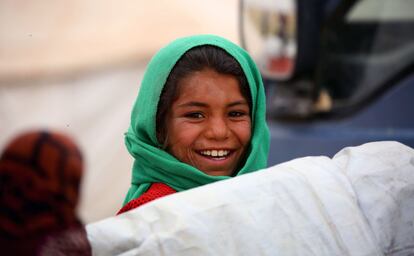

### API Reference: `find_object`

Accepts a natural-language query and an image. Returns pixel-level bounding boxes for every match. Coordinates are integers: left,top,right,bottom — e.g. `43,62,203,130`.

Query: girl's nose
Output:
204,117,230,140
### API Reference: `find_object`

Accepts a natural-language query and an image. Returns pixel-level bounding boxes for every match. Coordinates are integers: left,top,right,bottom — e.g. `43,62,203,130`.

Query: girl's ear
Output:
156,129,164,147
162,133,170,150
156,125,169,150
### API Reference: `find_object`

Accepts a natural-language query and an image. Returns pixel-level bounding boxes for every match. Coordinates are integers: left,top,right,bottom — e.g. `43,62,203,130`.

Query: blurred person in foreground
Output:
118,34,270,214
0,130,91,256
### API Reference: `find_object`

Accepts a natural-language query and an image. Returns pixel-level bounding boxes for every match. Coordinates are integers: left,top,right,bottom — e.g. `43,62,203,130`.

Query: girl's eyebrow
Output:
227,100,248,107
177,100,248,108
177,101,208,108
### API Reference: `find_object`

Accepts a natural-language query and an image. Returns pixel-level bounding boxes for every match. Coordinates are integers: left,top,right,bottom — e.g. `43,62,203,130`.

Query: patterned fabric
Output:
0,130,91,255
40,226,92,256
117,183,176,214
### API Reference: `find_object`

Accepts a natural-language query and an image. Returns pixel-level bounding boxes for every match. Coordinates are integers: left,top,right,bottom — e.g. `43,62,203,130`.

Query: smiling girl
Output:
118,35,269,214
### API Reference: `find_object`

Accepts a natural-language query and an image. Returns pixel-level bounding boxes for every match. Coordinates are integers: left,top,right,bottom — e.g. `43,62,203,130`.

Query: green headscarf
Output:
123,34,269,204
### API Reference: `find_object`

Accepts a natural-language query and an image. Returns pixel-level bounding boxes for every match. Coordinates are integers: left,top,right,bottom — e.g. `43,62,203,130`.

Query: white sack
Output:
86,141,414,255
333,141,414,255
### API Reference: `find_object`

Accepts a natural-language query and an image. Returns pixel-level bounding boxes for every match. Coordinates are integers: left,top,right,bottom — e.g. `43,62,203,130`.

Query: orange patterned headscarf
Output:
0,130,83,238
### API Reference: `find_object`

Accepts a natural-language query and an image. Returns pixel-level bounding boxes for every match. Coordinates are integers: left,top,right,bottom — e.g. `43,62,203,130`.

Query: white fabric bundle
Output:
86,141,414,255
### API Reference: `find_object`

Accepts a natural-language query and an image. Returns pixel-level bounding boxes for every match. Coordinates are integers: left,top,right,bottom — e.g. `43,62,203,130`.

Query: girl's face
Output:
165,69,251,176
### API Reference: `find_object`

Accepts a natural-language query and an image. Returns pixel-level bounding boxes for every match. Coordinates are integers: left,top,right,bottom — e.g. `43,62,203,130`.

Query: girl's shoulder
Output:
117,183,176,214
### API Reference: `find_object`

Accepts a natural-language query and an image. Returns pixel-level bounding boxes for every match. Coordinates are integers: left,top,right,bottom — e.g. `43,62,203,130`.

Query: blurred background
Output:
2,0,413,225
0,0,239,223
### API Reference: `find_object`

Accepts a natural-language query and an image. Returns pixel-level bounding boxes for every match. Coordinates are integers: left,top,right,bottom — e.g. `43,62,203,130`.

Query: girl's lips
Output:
196,149,235,162
191,148,242,176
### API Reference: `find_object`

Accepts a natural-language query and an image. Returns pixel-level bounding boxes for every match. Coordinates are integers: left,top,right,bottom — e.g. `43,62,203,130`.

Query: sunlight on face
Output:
166,69,251,176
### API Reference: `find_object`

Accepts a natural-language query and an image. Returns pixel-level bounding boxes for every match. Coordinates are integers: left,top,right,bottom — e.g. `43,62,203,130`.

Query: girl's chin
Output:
198,167,234,177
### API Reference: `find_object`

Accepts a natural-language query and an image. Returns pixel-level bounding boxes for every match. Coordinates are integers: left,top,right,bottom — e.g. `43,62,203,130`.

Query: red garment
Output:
117,183,176,214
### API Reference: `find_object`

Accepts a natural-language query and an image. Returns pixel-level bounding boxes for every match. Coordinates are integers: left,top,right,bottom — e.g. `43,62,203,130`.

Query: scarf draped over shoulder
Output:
123,34,270,204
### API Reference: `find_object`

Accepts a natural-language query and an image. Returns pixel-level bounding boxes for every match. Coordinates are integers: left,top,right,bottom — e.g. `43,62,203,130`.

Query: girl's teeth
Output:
200,150,229,157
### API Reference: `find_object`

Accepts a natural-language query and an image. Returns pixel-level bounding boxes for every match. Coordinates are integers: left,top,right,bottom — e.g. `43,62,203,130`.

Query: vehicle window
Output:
347,0,414,22
317,0,414,110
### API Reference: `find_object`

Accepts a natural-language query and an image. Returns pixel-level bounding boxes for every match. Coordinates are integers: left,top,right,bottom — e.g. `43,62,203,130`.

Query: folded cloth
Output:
86,141,414,256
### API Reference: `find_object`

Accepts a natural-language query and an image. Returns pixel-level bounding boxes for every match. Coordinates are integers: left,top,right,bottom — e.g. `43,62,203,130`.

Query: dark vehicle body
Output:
240,0,414,165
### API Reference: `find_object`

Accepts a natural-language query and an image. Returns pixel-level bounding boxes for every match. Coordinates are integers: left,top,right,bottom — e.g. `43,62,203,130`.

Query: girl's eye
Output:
229,111,247,118
185,112,204,119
